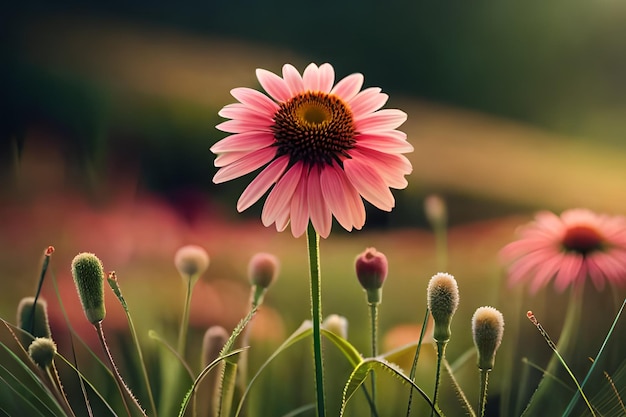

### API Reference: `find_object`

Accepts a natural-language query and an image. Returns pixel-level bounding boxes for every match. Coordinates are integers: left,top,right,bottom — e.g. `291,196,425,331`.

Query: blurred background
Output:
1,1,626,416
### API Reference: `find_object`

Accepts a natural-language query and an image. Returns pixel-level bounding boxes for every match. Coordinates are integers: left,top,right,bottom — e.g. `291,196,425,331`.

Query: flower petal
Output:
290,170,310,238
330,73,364,102
320,163,365,231
355,109,407,131
213,147,276,184
344,157,395,211
318,63,335,93
302,63,320,92
214,151,248,167
237,156,289,212
218,103,274,122
356,131,414,153
230,87,279,114
348,87,387,117
282,64,305,95
262,162,303,227
210,131,275,153
216,119,271,134
256,68,292,102
350,148,412,189
307,165,332,238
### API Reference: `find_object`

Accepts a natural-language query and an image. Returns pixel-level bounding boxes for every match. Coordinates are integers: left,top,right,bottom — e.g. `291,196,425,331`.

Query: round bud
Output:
472,306,504,370
71,252,106,324
174,245,210,283
355,248,388,304
248,253,279,289
427,272,459,342
28,337,57,369
424,194,447,228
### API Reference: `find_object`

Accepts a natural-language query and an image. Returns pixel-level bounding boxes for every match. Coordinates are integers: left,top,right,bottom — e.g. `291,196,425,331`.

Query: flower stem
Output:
95,322,147,417
431,341,447,417
478,369,490,417
306,223,326,417
369,302,379,417
178,276,193,356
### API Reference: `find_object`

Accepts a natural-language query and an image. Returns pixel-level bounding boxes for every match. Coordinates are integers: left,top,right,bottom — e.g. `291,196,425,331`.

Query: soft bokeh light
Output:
2,4,626,416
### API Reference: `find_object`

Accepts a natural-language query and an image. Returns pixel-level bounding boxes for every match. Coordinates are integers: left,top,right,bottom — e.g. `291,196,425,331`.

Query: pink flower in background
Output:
500,209,626,293
211,63,412,238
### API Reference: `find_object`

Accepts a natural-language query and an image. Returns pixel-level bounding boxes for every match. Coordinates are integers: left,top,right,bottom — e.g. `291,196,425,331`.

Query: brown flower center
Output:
562,225,605,254
271,92,356,167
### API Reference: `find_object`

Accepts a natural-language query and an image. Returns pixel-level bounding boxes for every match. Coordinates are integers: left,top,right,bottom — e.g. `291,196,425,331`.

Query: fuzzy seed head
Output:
17,297,51,348
472,306,504,370
28,337,57,369
71,252,106,324
174,245,210,282
322,314,349,339
248,253,280,289
427,272,459,342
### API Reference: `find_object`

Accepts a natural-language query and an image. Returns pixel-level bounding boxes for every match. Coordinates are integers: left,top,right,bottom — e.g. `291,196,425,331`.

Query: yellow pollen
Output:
300,104,330,125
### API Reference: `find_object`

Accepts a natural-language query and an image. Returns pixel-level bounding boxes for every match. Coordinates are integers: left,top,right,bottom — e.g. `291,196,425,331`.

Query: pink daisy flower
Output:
210,63,413,238
500,208,626,293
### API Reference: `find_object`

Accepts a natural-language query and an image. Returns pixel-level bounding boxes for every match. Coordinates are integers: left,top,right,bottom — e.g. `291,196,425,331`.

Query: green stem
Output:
178,276,193,356
47,364,77,417
478,369,490,417
369,303,379,417
96,322,147,417
306,223,326,417
108,273,158,417
406,308,430,417
443,359,476,417
431,341,447,417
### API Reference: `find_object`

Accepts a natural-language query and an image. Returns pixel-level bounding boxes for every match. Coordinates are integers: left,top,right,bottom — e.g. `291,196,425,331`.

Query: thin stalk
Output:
29,246,53,335
478,369,490,417
47,364,77,417
108,272,158,417
368,303,379,417
95,322,147,417
306,223,326,417
563,297,626,416
430,341,447,417
443,359,476,417
178,276,194,355
526,310,595,417
406,308,430,417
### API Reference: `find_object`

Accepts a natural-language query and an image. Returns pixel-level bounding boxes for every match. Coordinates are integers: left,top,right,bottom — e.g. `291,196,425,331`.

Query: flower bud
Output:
472,306,504,370
248,253,279,306
174,245,210,283
424,194,447,228
426,272,459,343
355,248,388,304
248,253,279,289
71,252,106,324
322,314,348,340
16,297,51,348
28,337,57,369
201,326,229,368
